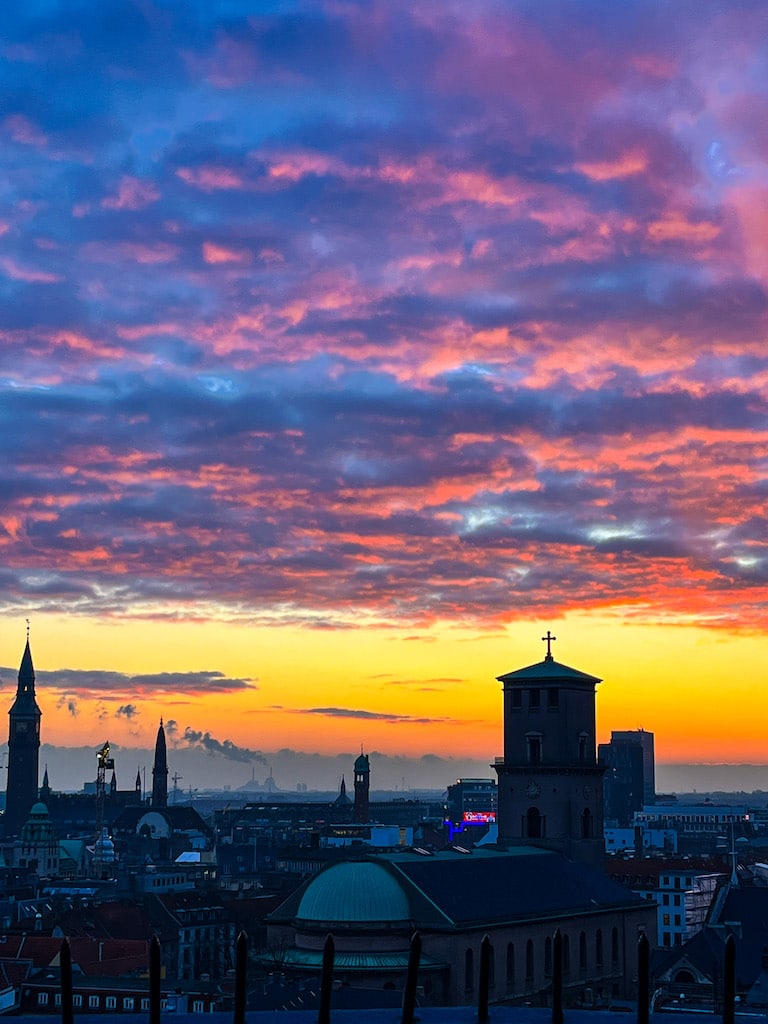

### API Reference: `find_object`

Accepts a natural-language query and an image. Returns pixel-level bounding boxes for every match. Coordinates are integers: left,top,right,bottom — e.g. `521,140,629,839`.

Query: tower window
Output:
528,688,541,710
578,733,589,763
526,734,542,764
511,689,522,710
582,808,592,839
547,688,559,710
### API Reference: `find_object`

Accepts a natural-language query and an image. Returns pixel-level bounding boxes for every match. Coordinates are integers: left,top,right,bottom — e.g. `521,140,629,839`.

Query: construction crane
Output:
171,771,182,804
93,741,114,877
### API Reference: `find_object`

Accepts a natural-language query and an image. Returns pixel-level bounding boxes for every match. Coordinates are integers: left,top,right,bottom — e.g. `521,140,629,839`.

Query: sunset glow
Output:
1,1,767,789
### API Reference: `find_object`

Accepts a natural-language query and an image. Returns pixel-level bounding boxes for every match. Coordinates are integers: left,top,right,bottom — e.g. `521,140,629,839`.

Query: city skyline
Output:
2,2,768,769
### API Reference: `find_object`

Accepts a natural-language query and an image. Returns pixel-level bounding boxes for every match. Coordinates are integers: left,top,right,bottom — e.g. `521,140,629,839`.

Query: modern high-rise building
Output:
599,729,656,827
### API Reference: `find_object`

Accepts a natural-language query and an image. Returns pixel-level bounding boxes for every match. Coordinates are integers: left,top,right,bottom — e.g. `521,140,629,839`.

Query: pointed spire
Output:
339,775,346,797
43,764,49,788
152,719,168,808
18,638,35,695
135,766,142,793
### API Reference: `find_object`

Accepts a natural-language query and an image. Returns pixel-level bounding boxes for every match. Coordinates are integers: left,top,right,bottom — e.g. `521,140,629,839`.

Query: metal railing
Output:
52,929,738,1024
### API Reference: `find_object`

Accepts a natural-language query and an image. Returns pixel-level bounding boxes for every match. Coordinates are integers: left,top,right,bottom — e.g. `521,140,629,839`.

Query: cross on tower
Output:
541,630,556,661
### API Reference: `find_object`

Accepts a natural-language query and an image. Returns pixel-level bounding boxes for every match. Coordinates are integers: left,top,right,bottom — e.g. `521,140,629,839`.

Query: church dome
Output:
297,861,411,925
29,802,49,818
354,753,369,771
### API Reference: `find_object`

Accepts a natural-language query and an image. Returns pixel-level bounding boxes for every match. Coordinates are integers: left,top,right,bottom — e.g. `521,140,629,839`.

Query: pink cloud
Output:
202,242,252,265
0,257,61,283
101,176,160,211
177,166,244,191
4,113,47,148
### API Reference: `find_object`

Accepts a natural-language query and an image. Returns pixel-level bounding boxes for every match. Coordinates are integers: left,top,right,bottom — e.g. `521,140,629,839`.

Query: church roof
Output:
496,657,601,685
272,848,647,932
296,861,411,924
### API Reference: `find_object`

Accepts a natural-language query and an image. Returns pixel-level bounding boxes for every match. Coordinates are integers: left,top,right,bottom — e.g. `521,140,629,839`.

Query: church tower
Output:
353,751,370,824
152,720,168,809
5,637,42,836
494,632,605,868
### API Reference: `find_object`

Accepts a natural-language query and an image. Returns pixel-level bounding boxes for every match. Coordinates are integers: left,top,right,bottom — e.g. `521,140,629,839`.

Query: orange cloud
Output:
202,242,252,265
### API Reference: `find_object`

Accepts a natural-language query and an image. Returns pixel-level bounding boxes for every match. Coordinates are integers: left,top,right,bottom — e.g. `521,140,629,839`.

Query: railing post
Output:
637,932,649,1024
478,934,491,1024
60,938,73,1024
234,931,248,1024
149,934,162,1024
722,934,736,1024
552,929,563,1024
318,933,335,1024
402,930,422,1024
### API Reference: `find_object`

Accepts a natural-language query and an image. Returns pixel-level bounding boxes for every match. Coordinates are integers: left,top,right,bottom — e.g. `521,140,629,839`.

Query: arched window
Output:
525,939,534,985
611,927,619,967
526,806,543,839
488,943,496,989
582,808,592,839
544,936,552,977
595,928,603,967
465,948,474,992
562,934,570,975
579,931,587,972
506,943,515,990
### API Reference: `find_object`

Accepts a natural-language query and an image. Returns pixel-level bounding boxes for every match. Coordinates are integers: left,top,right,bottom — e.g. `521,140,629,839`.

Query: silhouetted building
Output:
599,737,645,827
354,751,369,824
5,638,42,836
609,729,655,805
152,720,168,809
494,633,605,868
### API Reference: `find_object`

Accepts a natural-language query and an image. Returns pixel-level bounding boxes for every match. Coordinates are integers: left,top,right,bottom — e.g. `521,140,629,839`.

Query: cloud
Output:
303,707,449,725
116,704,139,720
0,667,256,697
0,0,766,638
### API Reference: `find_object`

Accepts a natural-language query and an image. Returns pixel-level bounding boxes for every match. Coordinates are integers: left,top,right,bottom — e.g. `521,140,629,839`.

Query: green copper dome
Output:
297,861,410,924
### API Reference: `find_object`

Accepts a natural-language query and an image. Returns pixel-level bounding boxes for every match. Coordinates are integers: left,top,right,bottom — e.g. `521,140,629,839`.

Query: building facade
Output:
494,638,605,868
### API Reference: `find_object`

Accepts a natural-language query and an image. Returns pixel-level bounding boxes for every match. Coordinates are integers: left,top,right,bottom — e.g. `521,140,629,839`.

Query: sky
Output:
1,1,768,792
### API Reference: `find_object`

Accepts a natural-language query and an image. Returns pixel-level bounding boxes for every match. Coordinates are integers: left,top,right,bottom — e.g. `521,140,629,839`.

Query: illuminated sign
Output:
463,811,497,824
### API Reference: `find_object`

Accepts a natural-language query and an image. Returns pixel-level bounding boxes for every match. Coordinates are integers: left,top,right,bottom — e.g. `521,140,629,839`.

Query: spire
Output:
110,769,117,794
135,766,142,793
152,719,168,808
339,775,347,798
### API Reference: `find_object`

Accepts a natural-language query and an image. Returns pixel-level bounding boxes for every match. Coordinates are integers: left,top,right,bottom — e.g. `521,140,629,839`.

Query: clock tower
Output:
5,637,42,836
494,633,605,868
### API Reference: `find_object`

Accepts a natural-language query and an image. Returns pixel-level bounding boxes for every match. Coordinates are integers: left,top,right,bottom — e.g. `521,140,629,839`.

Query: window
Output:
674,915,681,926
595,929,603,967
488,944,496,988
525,939,534,984
124,997,134,1010
511,689,522,710
506,943,515,990
106,996,117,1009
89,995,99,1008
562,935,570,975
547,688,559,710
581,808,592,839
611,927,619,967
579,931,587,972
673,895,681,906
465,948,474,992
544,936,552,977
663,894,670,905
193,1001,205,1013
526,734,542,764
37,993,49,1006
526,806,543,839
529,688,540,710
55,994,62,1007
142,998,150,1010
73,995,82,1008
662,913,670,926
578,733,588,763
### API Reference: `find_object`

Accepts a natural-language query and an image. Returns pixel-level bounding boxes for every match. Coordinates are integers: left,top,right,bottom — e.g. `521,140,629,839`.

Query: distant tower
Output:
354,751,370,824
494,632,605,868
5,636,42,835
135,767,142,795
152,720,168,809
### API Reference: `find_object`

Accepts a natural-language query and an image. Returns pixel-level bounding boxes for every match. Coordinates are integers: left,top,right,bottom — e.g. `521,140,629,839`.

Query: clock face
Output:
526,782,541,799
